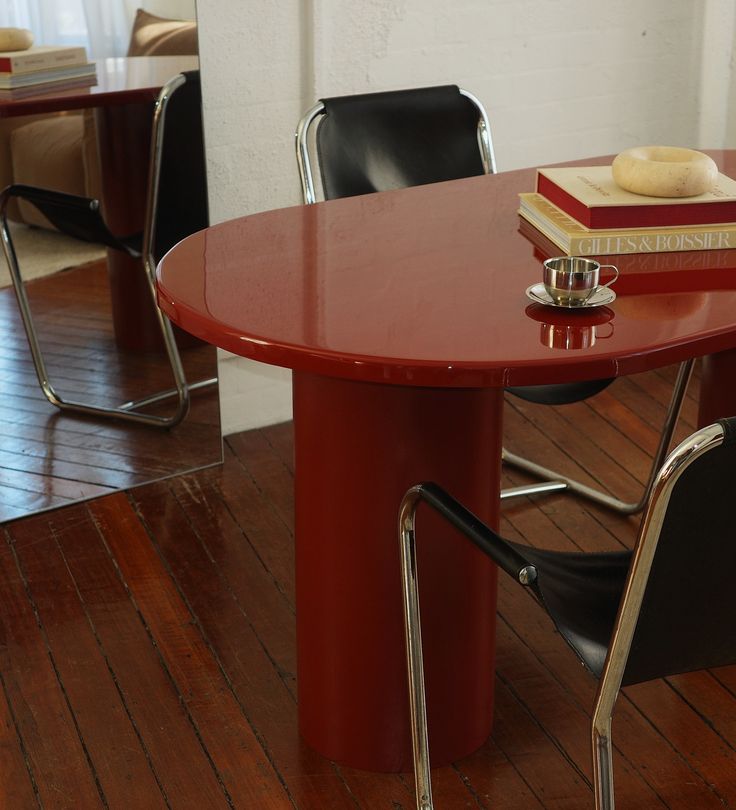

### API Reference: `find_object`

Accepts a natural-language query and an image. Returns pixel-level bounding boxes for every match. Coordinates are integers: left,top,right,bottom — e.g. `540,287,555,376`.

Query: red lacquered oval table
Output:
157,150,736,773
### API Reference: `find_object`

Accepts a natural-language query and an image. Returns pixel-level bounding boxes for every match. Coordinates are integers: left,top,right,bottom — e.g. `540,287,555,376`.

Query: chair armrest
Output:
411,482,538,585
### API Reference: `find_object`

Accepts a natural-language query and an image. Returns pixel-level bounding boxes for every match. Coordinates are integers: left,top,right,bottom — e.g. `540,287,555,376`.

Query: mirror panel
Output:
0,257,220,523
0,7,221,524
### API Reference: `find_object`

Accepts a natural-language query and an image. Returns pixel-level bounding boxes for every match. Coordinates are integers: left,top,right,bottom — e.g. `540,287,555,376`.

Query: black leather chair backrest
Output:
152,70,209,262
621,415,736,685
316,85,486,200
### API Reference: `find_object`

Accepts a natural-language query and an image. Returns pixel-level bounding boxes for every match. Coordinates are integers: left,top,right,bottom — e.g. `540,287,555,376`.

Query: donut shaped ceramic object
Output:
612,146,718,198
0,28,34,51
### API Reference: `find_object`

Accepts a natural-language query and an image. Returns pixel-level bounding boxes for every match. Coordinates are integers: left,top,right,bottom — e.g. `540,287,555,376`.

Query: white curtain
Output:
0,0,136,58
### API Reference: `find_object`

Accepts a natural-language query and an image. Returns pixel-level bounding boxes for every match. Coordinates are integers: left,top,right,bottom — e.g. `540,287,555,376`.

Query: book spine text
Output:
568,230,736,255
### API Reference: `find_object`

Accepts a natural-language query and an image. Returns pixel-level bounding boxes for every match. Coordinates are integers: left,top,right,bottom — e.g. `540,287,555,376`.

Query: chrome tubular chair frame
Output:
588,422,724,810
398,419,732,810
295,101,324,206
501,358,696,514
0,72,215,428
295,85,692,515
135,71,216,419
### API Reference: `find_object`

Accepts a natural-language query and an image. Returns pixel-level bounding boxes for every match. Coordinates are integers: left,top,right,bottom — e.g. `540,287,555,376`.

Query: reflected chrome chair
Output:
294,85,693,514
399,416,736,809
0,70,214,428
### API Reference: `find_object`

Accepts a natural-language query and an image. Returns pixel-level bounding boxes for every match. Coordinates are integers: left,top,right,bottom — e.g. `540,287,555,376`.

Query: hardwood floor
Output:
0,261,221,522
2,364,736,808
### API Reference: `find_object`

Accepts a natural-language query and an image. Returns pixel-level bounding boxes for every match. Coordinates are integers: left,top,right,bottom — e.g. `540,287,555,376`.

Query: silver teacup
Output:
543,257,619,306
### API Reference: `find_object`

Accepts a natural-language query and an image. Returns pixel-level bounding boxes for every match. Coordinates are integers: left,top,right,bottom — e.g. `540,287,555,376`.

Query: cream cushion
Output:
0,113,57,222
10,114,86,228
127,8,198,56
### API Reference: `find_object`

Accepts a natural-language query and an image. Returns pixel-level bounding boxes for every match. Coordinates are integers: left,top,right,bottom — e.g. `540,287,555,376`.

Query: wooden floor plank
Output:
0,666,39,809
488,680,591,810
226,430,296,533
8,509,167,810
0,528,102,808
50,505,232,810
89,494,294,809
625,678,736,803
213,446,298,608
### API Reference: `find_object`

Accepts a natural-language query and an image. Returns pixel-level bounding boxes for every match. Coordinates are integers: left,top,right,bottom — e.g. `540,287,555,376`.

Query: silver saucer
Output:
525,282,616,309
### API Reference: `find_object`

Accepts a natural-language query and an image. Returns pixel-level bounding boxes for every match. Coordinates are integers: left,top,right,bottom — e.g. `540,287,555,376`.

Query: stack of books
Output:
0,45,97,98
518,164,736,256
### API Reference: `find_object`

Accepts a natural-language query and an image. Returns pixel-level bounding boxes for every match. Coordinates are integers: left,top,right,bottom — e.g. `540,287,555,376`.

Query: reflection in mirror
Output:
0,3,221,524
0,241,221,525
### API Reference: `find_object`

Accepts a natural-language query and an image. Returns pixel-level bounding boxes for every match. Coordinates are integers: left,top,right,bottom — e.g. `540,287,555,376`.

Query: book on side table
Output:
0,62,97,90
0,44,88,73
0,44,95,94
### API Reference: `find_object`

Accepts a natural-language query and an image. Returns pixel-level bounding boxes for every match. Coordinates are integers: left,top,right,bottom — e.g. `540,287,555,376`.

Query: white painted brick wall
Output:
195,0,736,435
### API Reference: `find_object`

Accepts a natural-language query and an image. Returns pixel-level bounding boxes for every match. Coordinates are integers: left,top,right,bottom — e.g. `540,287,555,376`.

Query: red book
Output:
536,165,736,229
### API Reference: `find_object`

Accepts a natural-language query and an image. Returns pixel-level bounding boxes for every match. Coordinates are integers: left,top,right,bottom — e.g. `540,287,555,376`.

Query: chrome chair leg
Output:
399,486,435,810
501,358,695,515
1,216,207,428
120,376,217,411
592,716,616,810
592,670,620,810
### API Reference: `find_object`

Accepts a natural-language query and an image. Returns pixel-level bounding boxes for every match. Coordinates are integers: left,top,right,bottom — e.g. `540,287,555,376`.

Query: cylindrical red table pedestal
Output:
293,370,503,772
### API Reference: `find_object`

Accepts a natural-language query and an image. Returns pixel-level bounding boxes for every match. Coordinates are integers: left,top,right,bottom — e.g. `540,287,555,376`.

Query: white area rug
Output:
0,222,106,288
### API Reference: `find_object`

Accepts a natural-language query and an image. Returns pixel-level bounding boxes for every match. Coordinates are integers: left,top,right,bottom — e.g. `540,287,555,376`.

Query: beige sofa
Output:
1,9,198,228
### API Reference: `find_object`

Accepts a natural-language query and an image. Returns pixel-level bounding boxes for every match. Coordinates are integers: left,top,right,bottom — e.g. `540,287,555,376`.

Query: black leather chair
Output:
294,85,693,513
399,416,736,810
0,70,214,428
295,84,496,203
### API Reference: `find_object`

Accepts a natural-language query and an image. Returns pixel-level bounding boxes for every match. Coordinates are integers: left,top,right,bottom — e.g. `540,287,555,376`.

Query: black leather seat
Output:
399,416,736,809
295,85,694,514
0,70,214,428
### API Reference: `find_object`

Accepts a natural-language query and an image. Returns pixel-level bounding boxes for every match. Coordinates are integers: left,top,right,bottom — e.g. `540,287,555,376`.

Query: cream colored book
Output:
536,165,736,229
518,193,736,256
0,45,88,75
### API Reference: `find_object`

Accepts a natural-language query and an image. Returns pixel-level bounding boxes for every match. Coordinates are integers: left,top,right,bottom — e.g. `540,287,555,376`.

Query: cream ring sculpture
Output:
0,28,34,51
612,146,718,198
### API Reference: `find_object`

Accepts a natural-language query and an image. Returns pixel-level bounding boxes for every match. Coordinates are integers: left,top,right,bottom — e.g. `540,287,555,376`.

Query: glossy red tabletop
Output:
157,150,736,388
0,55,198,117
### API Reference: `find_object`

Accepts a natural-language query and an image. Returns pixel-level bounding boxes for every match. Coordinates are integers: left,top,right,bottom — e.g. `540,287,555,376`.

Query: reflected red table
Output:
0,55,198,351
156,150,736,772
